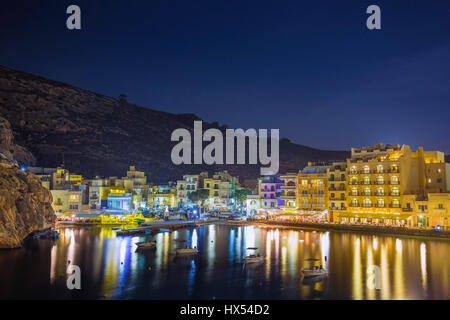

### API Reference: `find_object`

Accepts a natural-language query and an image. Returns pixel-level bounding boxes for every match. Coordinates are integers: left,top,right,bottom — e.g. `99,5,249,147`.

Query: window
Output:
350,166,357,174
377,165,384,173
363,199,372,207
377,188,384,196
301,180,308,186
391,188,399,196
437,178,443,183
364,188,371,196
351,188,358,196
392,199,400,208
377,198,385,207
391,176,399,185
377,176,384,185
363,177,370,185
317,179,324,186
438,203,444,209
363,166,370,174
351,199,358,206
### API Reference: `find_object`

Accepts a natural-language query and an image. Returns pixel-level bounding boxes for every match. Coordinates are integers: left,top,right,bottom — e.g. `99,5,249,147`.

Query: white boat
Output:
176,247,198,255
301,257,328,277
136,241,156,248
244,254,264,263
301,267,328,277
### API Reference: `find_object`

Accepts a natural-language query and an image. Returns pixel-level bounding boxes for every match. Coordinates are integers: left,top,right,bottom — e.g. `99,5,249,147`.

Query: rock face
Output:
0,65,349,182
0,164,55,248
0,116,36,165
0,115,54,248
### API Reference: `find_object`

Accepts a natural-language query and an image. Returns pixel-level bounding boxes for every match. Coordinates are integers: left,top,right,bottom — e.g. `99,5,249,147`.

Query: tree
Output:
188,189,209,212
236,188,252,214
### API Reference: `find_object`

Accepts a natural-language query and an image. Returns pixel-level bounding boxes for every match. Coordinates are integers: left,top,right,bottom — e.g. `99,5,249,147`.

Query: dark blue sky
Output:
1,0,450,152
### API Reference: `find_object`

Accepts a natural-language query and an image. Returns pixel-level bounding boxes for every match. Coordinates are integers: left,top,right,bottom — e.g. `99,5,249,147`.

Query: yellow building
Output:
148,185,177,208
297,162,329,212
280,163,329,213
203,171,238,211
340,143,449,229
327,162,347,222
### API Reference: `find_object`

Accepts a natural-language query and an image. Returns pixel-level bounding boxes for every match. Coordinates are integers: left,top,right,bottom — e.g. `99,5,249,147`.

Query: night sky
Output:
1,0,450,152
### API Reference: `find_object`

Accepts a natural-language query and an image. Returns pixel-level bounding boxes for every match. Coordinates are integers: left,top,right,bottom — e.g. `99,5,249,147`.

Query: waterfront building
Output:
342,143,449,228
258,175,284,210
327,162,348,222
107,189,132,212
51,189,84,213
297,162,329,212
176,179,187,207
112,166,150,209
27,166,56,189
280,173,297,209
148,184,177,209
87,177,109,209
280,162,330,214
176,174,203,207
203,170,238,211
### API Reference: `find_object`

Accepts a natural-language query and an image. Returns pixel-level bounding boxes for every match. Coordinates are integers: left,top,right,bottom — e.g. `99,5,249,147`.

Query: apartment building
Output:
341,143,448,228
258,175,284,210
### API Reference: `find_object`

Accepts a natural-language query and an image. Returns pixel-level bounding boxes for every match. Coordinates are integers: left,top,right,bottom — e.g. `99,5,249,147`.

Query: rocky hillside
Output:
0,163,55,248
0,114,54,248
0,65,349,182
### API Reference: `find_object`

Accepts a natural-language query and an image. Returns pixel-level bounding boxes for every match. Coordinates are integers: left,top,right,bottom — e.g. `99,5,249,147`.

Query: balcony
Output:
402,207,413,212
329,197,346,201
389,204,401,208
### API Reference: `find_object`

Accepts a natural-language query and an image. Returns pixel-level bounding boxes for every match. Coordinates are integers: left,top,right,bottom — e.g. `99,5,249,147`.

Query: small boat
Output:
244,254,264,263
301,267,328,277
136,241,156,248
301,258,328,277
159,228,170,233
176,247,198,255
112,227,121,231
246,247,258,250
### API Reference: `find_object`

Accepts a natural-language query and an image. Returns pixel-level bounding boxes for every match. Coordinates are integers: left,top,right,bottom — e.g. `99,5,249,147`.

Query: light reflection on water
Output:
0,224,449,300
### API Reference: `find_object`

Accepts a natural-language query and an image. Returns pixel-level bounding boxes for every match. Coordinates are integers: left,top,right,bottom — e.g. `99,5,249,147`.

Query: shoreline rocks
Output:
0,164,55,248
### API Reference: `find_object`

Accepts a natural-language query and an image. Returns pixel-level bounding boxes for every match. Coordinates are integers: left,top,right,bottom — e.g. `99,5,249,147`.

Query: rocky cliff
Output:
0,163,55,248
0,115,54,248
0,65,349,182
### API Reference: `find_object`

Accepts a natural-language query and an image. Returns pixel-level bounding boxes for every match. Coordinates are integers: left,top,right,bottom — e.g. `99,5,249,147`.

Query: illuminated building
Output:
280,162,330,214
341,143,449,229
203,171,239,211
297,162,329,212
327,162,347,222
107,189,132,211
176,174,203,207
148,184,177,208
280,173,297,209
258,175,284,210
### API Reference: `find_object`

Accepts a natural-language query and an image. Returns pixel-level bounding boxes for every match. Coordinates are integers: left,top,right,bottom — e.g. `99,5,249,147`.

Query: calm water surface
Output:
0,224,449,299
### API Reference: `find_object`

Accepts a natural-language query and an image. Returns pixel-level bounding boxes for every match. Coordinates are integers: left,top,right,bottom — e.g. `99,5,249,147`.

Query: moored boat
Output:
244,254,264,263
301,257,328,277
176,247,197,255
136,241,156,248
301,267,328,277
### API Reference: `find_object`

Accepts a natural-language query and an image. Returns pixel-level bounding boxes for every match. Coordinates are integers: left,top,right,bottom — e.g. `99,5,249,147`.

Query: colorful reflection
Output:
0,225,448,299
